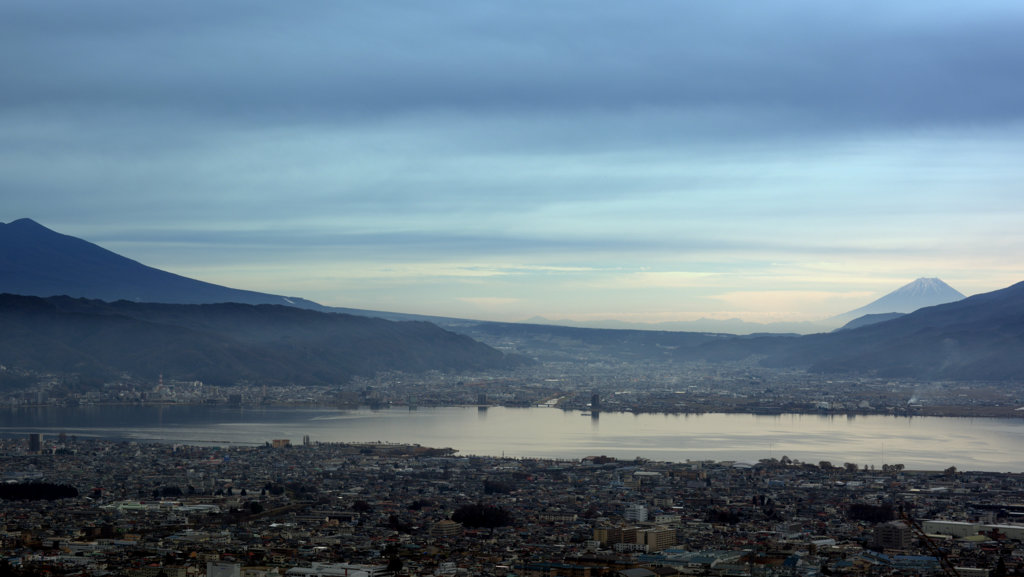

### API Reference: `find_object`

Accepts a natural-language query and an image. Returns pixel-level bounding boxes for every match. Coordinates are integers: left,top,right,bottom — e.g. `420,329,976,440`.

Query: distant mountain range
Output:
3,218,1022,382
520,316,827,335
461,278,1024,380
461,279,1023,379
527,277,968,334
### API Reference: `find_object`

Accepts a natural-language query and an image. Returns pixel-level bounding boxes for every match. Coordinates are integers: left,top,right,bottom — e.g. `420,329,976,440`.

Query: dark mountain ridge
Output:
0,294,522,388
0,218,325,309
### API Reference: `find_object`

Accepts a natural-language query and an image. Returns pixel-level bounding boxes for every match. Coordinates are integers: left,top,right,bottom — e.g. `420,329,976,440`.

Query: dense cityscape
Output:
4,435,1024,577
4,357,1024,577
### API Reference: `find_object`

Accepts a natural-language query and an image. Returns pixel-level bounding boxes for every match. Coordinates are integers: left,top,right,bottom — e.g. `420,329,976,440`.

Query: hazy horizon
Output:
4,2,1024,324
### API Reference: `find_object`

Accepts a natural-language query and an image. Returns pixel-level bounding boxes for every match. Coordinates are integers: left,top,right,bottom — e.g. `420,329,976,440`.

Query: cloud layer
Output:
4,1,1024,323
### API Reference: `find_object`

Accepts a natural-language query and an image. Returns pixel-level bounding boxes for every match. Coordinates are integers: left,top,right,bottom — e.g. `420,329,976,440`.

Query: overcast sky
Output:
4,1,1024,324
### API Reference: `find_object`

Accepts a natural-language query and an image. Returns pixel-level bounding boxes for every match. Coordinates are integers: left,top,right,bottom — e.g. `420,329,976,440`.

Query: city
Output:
3,436,1024,577
5,361,1024,420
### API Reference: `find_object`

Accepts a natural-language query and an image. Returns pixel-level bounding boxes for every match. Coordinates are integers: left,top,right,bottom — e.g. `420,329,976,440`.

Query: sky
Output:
4,1,1024,325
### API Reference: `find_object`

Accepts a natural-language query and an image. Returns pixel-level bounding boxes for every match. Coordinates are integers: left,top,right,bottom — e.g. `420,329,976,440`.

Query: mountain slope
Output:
760,280,1024,379
0,294,521,388
0,218,325,309
835,312,906,331
831,277,965,324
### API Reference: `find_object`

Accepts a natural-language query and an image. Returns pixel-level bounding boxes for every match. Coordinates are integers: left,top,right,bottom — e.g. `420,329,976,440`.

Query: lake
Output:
3,404,1023,472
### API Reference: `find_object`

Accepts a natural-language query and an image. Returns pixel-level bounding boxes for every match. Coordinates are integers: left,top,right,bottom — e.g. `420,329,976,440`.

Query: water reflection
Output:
2,405,1023,471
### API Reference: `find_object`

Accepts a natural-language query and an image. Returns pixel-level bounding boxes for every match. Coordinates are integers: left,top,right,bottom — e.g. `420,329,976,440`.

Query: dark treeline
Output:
451,502,513,528
0,482,79,501
847,502,895,523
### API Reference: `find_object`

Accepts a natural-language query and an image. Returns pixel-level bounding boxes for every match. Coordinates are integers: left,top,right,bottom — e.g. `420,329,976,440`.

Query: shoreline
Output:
5,399,1024,419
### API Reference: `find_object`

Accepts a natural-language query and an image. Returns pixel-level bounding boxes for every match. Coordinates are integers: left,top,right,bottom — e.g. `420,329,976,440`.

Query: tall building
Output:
430,519,464,537
624,503,648,523
874,521,912,549
593,526,638,546
637,527,677,552
28,433,41,453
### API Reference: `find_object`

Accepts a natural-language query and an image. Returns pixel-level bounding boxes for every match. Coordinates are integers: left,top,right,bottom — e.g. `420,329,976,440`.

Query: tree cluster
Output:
847,503,895,523
705,508,742,525
483,479,514,494
0,482,78,501
451,502,513,528
407,499,432,510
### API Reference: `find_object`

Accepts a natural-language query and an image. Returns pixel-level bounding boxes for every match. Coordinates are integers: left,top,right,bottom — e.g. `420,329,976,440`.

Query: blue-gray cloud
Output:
4,1,1024,135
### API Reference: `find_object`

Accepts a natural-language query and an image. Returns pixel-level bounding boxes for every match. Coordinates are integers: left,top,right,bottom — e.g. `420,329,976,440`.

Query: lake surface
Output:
4,405,1024,472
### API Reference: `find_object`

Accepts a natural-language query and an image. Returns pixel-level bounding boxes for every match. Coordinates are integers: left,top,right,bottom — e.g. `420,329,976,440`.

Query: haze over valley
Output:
7,4,1024,574
2,219,1023,412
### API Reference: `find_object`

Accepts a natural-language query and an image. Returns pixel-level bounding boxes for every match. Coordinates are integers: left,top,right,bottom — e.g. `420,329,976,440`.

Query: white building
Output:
923,521,1024,541
624,503,648,523
208,562,241,577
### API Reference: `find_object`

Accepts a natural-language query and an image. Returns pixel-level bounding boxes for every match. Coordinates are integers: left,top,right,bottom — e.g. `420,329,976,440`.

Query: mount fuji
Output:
832,277,966,327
